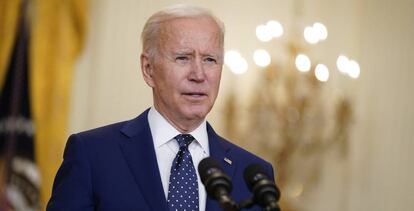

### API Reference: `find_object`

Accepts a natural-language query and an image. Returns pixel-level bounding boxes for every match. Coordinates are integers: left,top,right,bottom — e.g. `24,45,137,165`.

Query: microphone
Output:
198,157,237,211
244,164,280,211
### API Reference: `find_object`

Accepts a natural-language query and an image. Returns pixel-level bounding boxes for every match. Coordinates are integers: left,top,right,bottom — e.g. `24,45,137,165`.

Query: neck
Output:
165,115,203,134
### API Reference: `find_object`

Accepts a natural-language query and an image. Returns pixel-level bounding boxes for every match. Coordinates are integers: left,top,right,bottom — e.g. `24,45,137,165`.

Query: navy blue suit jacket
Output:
47,110,275,211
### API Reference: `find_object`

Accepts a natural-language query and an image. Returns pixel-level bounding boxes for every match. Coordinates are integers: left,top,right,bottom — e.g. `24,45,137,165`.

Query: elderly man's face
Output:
141,16,223,132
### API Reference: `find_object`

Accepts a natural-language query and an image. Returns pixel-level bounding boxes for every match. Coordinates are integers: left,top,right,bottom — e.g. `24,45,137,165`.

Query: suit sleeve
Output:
47,134,94,211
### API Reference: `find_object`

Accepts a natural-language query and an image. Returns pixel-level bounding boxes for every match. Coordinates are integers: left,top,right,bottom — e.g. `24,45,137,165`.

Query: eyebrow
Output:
172,50,222,59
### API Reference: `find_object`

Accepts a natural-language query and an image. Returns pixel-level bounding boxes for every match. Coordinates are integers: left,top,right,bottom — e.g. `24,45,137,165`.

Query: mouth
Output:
182,92,208,99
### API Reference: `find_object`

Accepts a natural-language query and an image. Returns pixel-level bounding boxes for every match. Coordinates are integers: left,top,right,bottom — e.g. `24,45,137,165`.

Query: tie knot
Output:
175,134,194,148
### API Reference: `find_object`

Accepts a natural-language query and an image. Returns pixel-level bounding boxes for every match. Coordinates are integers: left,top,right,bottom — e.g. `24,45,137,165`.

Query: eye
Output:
176,56,189,61
204,57,217,64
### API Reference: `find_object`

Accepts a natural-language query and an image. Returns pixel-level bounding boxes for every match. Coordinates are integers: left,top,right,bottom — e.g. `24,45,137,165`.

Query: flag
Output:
0,0,88,209
0,1,39,210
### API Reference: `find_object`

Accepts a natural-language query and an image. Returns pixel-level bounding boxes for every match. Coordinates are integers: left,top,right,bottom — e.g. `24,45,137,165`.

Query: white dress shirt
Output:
147,107,210,211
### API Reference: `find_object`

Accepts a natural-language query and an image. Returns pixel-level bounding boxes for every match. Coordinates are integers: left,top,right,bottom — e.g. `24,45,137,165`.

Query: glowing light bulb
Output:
304,26,319,44
225,50,248,74
295,54,311,72
315,64,329,82
266,20,284,38
313,22,328,40
336,55,350,74
253,49,271,67
348,60,360,79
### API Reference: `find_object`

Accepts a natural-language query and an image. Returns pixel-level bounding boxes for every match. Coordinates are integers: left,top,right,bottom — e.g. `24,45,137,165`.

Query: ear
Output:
140,53,155,87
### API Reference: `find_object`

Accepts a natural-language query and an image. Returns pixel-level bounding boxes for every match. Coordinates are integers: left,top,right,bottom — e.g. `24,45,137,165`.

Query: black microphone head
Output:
198,157,222,184
198,157,232,200
244,164,268,191
243,163,280,208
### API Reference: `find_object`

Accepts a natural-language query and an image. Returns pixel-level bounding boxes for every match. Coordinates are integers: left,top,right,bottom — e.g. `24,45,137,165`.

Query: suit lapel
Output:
205,123,237,211
119,110,168,211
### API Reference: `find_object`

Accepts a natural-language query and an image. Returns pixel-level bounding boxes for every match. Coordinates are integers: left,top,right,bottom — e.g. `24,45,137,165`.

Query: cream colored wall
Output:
70,0,414,210
349,0,414,210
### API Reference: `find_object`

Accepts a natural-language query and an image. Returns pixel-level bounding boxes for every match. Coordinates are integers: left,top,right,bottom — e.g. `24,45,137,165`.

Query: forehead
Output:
159,16,222,50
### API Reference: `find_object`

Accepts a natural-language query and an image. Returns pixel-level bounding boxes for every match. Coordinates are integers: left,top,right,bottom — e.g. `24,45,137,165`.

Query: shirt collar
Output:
147,107,209,152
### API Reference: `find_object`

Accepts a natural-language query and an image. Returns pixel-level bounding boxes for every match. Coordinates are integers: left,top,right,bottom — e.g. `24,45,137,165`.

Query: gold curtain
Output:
31,0,88,208
0,0,22,90
0,0,88,209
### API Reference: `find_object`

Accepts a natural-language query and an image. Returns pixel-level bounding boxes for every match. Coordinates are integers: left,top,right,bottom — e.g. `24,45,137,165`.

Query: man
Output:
47,4,275,211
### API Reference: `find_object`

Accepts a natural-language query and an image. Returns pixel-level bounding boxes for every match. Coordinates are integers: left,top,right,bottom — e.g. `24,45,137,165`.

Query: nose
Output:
189,59,206,82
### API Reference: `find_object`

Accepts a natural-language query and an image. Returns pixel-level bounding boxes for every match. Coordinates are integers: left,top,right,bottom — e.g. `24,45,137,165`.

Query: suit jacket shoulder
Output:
48,109,168,211
205,124,275,211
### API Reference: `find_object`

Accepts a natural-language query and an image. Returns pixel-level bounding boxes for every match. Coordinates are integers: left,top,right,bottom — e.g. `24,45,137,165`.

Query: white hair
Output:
141,4,225,59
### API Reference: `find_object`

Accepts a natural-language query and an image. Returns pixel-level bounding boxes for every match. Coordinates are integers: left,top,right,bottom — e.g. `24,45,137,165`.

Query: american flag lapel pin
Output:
224,157,232,165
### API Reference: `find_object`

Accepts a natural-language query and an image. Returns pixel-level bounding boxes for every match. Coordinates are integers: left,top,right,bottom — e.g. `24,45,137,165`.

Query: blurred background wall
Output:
1,0,413,210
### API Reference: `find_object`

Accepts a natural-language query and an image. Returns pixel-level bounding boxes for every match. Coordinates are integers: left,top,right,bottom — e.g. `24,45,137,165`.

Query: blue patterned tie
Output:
167,134,199,211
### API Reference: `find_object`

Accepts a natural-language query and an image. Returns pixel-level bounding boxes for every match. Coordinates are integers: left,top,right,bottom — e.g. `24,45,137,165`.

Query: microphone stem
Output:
218,194,238,211
264,201,280,211
263,194,280,211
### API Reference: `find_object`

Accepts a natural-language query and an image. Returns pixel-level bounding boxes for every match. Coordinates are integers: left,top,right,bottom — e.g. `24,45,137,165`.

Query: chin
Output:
183,107,210,120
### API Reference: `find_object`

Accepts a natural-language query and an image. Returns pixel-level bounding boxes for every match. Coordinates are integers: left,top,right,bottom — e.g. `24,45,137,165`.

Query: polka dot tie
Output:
167,134,199,211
